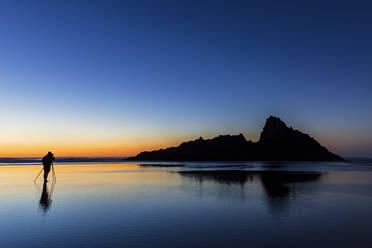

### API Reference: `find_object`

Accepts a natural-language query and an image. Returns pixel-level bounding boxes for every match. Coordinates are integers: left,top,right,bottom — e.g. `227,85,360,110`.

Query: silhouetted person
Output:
39,181,52,213
42,151,55,182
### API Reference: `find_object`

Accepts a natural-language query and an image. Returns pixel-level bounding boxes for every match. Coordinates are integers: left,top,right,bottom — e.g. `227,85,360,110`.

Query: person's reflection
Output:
39,181,54,213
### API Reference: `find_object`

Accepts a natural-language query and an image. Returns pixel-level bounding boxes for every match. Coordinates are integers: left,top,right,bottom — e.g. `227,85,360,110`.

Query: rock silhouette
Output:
127,116,343,161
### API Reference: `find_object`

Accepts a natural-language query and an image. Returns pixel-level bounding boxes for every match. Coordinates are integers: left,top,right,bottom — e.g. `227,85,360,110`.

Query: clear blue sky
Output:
0,0,371,157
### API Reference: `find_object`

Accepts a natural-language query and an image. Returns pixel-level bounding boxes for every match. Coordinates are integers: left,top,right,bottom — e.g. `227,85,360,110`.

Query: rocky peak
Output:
265,116,288,129
259,116,290,143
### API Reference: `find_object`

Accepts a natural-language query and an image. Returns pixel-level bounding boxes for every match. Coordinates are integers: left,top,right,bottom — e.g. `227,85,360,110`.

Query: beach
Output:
0,160,372,247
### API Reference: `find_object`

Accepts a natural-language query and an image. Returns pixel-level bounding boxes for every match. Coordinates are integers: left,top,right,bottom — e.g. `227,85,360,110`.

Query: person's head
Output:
47,151,53,157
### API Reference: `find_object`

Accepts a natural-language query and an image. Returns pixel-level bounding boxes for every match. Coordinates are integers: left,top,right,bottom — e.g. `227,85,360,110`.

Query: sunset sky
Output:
0,0,371,157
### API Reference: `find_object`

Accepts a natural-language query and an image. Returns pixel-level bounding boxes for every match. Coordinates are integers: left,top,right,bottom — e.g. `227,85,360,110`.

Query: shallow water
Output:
1,161,372,248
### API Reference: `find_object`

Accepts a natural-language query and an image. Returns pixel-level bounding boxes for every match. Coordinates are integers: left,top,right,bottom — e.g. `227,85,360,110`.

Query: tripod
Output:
34,162,56,183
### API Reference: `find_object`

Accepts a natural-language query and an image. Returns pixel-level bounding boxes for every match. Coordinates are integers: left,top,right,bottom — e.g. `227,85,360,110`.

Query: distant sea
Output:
1,157,371,168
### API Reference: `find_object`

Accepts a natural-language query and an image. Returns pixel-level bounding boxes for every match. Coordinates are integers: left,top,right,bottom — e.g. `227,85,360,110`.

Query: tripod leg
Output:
52,164,56,182
34,168,44,183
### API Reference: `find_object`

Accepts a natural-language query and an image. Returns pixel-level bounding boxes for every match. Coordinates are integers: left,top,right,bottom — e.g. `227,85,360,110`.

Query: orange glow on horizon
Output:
0,143,171,157
0,137,193,157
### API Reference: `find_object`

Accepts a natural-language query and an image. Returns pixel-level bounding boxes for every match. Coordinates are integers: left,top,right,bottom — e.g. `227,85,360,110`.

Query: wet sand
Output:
1,162,372,248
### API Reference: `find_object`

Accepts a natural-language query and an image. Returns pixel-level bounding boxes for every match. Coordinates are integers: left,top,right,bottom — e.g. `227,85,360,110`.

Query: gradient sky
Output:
0,0,371,157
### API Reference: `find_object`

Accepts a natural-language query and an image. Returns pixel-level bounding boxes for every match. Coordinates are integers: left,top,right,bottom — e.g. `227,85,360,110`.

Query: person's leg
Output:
43,168,50,181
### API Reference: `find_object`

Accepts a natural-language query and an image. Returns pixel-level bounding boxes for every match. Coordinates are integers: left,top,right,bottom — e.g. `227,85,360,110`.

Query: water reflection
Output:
179,170,323,212
259,171,322,198
179,170,254,186
39,181,55,213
